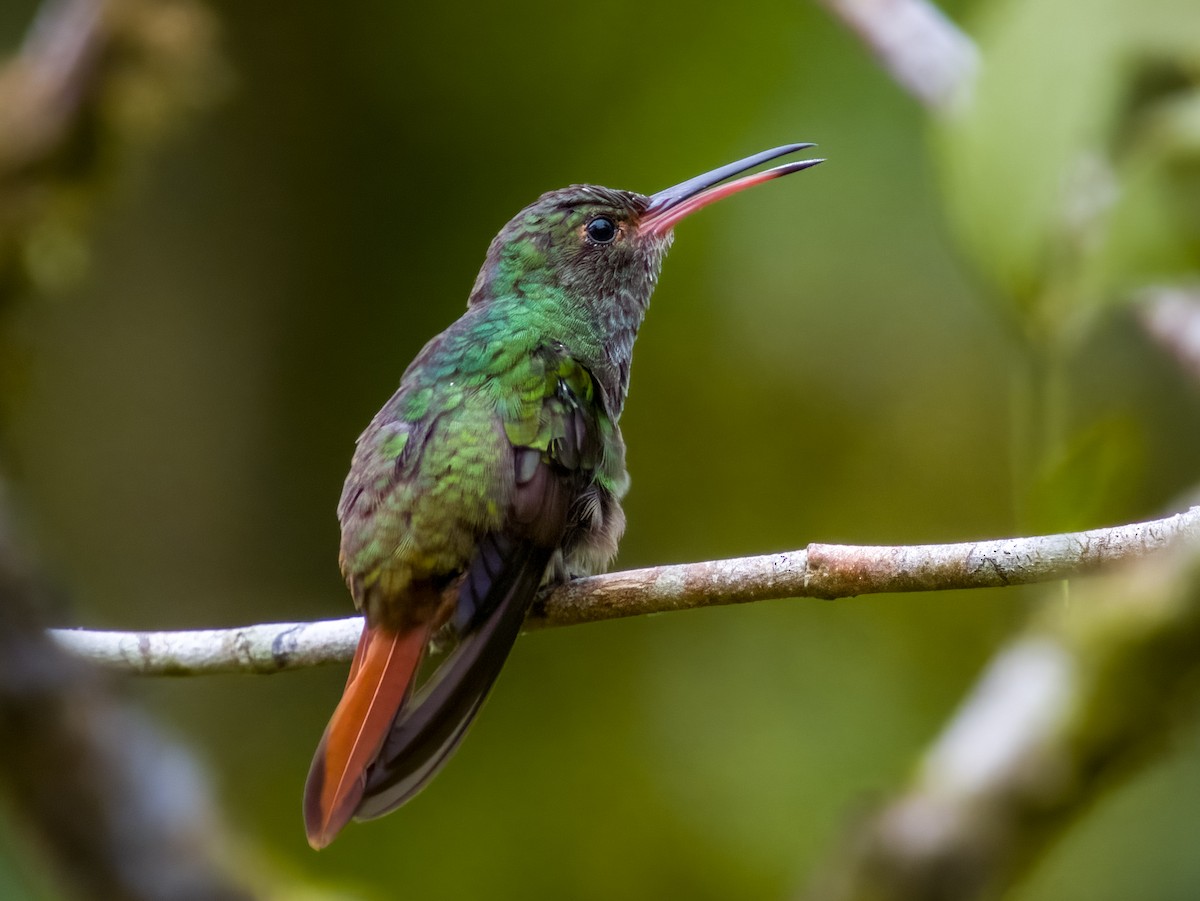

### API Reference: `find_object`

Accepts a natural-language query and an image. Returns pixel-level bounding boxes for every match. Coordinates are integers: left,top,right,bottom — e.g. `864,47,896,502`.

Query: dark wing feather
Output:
356,538,554,819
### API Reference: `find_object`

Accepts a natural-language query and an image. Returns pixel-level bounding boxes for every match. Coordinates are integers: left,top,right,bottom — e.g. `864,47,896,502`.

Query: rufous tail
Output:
303,623,427,849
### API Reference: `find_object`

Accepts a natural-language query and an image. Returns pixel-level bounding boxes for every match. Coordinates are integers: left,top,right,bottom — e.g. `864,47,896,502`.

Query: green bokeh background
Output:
2,0,1200,898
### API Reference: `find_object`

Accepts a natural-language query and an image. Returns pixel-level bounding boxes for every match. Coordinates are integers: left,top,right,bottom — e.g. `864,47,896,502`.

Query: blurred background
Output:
1,0,1199,898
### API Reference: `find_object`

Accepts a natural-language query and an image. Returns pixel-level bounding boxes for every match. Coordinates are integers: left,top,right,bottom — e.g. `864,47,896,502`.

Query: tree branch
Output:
804,530,1200,901
49,506,1200,676
0,0,224,298
1139,286,1200,387
815,0,978,114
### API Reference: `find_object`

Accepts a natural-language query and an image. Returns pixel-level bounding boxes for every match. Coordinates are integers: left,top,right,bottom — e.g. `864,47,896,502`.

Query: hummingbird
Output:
304,144,823,849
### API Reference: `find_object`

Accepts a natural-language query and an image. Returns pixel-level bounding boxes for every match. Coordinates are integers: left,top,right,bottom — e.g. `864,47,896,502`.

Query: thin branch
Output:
0,0,225,298
0,0,105,175
49,506,1200,676
815,0,979,114
1139,286,1200,387
804,533,1200,901
52,615,368,677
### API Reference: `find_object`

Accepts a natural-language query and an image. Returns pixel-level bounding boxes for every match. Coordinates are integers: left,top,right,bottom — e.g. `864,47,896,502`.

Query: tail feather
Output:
355,542,553,819
305,535,555,845
303,623,428,849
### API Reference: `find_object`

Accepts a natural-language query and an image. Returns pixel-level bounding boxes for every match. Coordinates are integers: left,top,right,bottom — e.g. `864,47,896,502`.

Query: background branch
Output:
0,0,222,300
815,0,978,113
0,473,251,900
50,506,1200,675
0,3,255,899
804,534,1200,901
1139,286,1200,388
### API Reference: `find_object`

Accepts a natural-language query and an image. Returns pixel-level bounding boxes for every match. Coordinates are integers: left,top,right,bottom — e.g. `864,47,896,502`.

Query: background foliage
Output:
1,0,1199,897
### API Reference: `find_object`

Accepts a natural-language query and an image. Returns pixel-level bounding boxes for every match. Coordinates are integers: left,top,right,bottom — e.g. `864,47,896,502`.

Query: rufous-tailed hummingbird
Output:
304,144,823,848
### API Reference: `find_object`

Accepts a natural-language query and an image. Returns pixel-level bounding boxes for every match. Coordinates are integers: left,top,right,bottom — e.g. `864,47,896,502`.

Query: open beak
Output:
640,143,823,236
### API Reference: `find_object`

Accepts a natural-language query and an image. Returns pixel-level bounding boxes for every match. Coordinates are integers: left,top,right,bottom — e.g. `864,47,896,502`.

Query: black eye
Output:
586,216,617,244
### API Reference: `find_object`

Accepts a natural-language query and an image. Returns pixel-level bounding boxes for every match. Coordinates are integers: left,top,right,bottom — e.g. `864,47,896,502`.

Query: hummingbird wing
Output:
353,348,608,817
305,339,611,845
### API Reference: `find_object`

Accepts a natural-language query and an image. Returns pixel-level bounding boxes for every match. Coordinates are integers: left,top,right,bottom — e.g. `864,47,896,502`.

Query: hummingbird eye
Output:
585,216,618,245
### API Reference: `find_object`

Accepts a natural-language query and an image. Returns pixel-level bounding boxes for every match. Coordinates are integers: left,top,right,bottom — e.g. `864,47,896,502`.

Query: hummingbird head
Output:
468,144,823,315
467,144,823,410
467,183,666,313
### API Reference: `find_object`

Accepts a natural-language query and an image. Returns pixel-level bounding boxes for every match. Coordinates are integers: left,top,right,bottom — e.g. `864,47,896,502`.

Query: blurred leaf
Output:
936,0,1200,337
